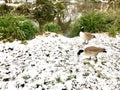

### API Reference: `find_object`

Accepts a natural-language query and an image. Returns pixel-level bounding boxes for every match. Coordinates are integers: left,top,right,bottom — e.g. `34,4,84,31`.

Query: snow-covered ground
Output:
0,32,120,90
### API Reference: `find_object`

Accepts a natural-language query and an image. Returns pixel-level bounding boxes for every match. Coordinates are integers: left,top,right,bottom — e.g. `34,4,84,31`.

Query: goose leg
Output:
85,40,88,44
77,55,80,62
87,57,92,60
94,56,98,63
83,40,88,45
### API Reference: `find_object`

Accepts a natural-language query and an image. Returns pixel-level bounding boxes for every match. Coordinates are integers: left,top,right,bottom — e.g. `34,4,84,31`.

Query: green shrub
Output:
43,22,61,34
116,24,120,33
0,14,39,41
54,1,65,15
70,12,107,37
106,10,120,35
0,4,13,16
113,10,120,33
34,0,56,28
108,27,117,37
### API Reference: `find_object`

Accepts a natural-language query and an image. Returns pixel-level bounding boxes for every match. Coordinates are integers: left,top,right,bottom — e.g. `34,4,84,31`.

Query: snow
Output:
0,32,120,90
0,1,5,4
6,3,22,7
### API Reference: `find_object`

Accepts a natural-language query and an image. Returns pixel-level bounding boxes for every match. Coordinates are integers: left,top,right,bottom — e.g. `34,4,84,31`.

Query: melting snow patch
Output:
0,32,120,90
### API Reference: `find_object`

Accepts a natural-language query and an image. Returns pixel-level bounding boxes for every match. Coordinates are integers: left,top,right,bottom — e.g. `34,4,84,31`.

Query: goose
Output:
79,26,96,44
77,46,107,63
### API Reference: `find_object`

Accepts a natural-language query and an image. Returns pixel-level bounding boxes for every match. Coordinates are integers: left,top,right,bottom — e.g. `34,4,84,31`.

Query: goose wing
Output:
85,46,105,52
84,32,95,40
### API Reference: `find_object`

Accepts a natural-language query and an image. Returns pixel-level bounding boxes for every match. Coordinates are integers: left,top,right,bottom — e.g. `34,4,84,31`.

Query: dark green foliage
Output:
106,10,120,36
0,14,38,41
113,10,120,33
19,20,38,40
0,4,13,16
70,22,81,37
82,12,107,32
116,24,120,33
34,0,56,28
54,2,71,34
108,27,117,37
33,0,68,34
36,0,49,5
70,12,108,37
43,22,61,34
54,1,65,15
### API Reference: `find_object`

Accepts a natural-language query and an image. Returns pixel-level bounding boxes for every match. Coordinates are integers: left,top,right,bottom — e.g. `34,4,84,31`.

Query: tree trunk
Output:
4,0,8,3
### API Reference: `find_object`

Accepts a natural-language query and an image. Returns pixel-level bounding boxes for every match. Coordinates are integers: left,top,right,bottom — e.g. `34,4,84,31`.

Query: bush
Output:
34,0,56,28
116,24,120,33
70,12,107,37
108,27,117,37
43,22,61,34
0,4,13,16
0,14,39,41
113,10,120,33
106,10,120,35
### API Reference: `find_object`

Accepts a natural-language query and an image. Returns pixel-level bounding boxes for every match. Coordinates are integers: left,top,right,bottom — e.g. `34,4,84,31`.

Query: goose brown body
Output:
84,32,95,41
79,32,95,44
84,46,106,57
77,46,107,62
79,26,95,44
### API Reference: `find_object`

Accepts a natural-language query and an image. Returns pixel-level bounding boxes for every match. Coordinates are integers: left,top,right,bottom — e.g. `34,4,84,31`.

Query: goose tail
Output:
103,49,107,53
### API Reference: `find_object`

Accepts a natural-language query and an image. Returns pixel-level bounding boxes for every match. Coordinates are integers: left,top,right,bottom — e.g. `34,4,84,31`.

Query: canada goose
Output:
77,46,107,63
79,26,95,44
